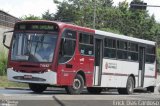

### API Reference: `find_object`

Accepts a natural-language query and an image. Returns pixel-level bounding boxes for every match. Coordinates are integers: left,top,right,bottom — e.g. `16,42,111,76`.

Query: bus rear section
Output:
91,30,157,94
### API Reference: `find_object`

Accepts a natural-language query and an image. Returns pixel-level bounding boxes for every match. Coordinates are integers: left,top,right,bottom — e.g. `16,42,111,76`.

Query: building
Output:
0,10,20,50
0,10,20,28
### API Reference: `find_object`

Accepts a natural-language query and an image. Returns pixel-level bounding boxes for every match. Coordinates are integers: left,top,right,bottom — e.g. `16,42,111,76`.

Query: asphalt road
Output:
0,88,160,106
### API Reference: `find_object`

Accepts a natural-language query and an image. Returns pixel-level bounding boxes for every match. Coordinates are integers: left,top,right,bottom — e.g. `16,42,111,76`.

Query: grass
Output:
0,48,27,88
0,76,28,88
0,50,7,76
0,49,27,88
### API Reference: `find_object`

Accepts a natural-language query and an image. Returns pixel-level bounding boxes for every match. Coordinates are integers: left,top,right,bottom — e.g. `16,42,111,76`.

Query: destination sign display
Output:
15,23,58,31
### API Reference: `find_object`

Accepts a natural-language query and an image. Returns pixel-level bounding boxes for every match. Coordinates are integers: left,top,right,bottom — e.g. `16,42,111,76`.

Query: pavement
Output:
0,74,159,106
0,87,160,106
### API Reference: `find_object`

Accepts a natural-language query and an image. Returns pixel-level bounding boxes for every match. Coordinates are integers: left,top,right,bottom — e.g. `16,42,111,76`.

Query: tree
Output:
98,0,114,7
53,0,158,41
42,10,54,20
54,0,79,22
21,14,41,20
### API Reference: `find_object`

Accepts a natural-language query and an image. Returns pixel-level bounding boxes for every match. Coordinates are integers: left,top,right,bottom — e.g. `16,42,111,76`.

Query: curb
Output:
5,87,29,90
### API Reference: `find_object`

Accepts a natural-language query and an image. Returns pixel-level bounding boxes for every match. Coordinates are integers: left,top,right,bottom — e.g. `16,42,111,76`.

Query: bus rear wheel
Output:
118,76,134,95
65,74,84,95
87,87,102,94
29,83,47,93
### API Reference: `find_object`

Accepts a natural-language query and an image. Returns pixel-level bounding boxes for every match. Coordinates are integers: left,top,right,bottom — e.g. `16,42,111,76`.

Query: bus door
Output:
138,47,145,87
94,38,103,86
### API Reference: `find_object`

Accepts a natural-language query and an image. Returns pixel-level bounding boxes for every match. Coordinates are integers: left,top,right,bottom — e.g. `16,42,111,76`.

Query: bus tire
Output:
65,74,84,95
147,86,155,93
29,83,47,93
87,87,102,94
118,76,134,95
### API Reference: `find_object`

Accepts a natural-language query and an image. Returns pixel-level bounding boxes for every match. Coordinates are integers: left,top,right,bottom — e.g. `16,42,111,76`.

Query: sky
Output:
0,0,160,22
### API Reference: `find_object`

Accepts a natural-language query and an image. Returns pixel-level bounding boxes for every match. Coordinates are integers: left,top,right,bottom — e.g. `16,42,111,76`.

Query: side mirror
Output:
3,31,13,49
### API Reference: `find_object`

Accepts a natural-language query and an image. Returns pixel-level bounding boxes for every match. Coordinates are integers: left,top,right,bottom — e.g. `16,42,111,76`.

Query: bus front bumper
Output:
7,68,57,85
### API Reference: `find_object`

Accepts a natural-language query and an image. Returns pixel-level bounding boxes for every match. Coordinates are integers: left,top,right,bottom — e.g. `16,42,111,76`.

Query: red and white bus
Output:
3,20,157,94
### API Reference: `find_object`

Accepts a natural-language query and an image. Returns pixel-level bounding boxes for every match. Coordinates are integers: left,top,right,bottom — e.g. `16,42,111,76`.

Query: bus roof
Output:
16,20,156,45
95,30,156,46
16,20,95,33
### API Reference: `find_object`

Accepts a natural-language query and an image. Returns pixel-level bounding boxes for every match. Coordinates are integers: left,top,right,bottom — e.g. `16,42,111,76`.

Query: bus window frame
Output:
145,44,156,64
10,31,58,63
103,36,142,62
78,32,94,57
103,36,117,59
58,28,77,64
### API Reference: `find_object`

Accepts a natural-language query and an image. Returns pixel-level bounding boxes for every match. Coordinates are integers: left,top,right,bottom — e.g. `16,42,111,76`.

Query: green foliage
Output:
21,14,42,20
157,48,160,71
52,0,160,41
54,0,79,22
42,10,54,20
52,0,160,66
0,76,28,88
0,51,7,76
16,0,160,68
100,28,121,34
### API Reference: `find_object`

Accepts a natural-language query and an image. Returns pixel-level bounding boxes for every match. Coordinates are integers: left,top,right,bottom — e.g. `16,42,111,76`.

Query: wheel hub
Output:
73,79,81,90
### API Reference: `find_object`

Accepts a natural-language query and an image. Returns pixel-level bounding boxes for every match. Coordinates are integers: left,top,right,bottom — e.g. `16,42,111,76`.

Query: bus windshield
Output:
11,33,57,63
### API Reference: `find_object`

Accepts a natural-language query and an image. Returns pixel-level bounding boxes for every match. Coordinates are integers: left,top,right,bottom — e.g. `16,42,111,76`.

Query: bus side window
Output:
58,29,76,63
79,33,94,56
104,38,116,58
146,45,156,63
127,43,138,61
117,40,128,60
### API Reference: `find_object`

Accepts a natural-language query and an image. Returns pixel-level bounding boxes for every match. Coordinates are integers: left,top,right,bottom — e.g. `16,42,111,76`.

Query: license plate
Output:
24,75,32,79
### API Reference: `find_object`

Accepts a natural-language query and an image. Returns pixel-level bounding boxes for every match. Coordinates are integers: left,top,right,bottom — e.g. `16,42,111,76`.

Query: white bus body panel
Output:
94,30,156,88
100,59,156,88
144,63,156,87
101,59,138,87
7,68,57,85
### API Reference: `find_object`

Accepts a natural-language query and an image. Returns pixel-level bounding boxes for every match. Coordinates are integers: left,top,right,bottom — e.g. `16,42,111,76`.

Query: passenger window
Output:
59,30,76,63
104,48,116,58
117,40,128,60
129,43,138,52
145,45,155,63
146,45,155,54
104,38,116,58
117,41,128,50
62,30,76,39
117,50,128,59
79,33,94,55
104,38,116,48
128,43,138,61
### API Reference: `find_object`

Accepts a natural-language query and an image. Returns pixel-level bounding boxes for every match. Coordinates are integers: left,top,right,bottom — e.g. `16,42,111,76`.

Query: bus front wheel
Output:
29,83,47,93
65,74,84,94
118,76,134,95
